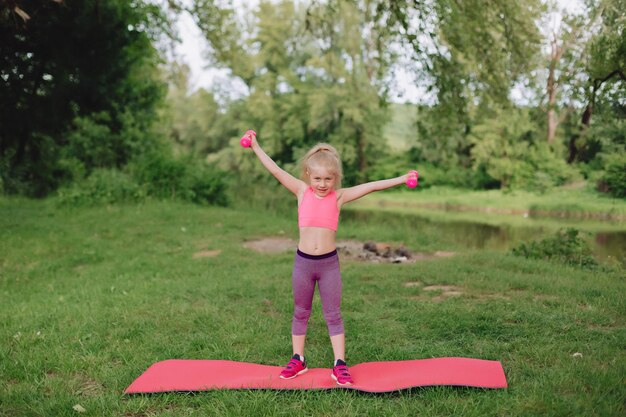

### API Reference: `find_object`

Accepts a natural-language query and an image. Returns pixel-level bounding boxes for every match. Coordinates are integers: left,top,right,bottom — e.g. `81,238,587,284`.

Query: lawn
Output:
1,198,624,416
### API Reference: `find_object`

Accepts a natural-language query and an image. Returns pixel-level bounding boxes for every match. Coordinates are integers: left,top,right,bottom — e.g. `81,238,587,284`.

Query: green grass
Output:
1,198,625,416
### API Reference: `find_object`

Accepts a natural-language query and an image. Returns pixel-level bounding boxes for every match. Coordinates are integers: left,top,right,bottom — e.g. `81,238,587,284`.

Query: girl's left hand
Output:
405,170,419,188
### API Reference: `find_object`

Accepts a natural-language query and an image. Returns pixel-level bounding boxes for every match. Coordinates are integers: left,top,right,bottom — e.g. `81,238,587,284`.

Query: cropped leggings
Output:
291,249,344,336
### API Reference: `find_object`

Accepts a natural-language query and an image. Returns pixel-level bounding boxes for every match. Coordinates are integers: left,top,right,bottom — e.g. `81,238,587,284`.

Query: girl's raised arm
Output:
249,134,306,196
338,173,412,206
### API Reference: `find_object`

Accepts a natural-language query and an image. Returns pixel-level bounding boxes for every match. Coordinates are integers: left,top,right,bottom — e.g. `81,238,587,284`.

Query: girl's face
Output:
307,165,336,197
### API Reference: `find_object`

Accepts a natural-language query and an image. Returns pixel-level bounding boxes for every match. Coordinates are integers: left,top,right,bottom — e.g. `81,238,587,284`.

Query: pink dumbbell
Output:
240,130,256,148
406,170,419,188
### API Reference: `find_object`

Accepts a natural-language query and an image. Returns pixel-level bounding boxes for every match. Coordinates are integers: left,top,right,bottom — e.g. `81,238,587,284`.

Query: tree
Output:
0,0,170,196
541,7,586,145
324,0,544,168
162,61,226,155
567,0,625,163
190,0,393,183
468,107,578,191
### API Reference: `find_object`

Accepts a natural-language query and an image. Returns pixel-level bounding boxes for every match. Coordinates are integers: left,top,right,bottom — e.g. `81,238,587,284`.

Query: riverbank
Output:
357,185,626,221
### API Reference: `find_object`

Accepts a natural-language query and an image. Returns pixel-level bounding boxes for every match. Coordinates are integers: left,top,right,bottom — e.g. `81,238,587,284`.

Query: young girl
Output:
247,135,414,386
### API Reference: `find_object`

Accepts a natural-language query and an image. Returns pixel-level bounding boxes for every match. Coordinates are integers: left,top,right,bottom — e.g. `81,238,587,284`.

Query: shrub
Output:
181,163,230,206
56,169,145,206
597,153,626,198
57,153,230,207
511,228,599,269
469,108,580,192
130,152,230,206
131,152,188,200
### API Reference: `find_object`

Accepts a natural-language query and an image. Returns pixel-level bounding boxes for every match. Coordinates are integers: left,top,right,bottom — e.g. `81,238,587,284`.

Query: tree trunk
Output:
356,125,366,182
567,104,592,163
547,108,558,145
546,34,562,144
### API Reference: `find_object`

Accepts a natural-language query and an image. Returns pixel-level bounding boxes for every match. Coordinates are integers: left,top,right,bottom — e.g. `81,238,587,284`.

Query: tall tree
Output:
543,10,586,144
0,0,170,196
567,0,625,163
191,0,393,183
324,0,544,167
162,61,225,155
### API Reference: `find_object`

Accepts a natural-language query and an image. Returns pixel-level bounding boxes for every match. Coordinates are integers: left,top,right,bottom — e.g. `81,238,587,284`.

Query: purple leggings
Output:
291,249,344,336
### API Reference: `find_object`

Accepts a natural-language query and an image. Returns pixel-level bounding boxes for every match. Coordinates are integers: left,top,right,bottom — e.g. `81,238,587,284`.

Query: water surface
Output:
342,208,626,266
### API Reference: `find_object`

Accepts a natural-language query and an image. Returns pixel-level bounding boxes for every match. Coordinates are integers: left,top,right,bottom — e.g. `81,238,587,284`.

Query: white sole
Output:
331,373,352,386
279,367,308,380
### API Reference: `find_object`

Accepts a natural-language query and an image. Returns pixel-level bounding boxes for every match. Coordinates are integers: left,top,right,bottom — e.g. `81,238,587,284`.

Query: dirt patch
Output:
406,282,513,302
338,240,455,263
423,285,464,300
407,283,465,302
258,298,281,318
423,285,463,293
477,293,511,301
72,374,105,397
192,249,222,259
243,237,456,263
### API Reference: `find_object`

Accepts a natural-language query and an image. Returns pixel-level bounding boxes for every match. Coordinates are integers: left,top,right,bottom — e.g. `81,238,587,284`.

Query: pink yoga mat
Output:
125,358,507,393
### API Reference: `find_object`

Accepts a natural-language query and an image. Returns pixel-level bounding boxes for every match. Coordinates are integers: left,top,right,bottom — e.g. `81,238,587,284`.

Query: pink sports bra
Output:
298,187,340,231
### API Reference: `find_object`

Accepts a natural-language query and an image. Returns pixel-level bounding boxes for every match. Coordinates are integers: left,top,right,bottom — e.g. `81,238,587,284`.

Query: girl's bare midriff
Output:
298,227,336,255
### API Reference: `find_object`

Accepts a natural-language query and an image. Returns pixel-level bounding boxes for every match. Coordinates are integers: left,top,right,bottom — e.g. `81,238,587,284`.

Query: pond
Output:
342,208,626,266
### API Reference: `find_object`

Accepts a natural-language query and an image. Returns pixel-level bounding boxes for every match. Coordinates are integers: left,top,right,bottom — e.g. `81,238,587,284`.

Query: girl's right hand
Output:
249,131,258,148
240,130,257,148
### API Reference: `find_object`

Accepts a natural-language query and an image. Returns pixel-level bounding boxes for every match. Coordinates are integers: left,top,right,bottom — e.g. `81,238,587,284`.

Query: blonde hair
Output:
299,143,343,188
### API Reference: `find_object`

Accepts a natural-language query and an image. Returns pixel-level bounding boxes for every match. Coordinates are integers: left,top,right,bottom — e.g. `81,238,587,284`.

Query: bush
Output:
469,108,580,192
56,169,145,206
597,153,626,198
57,153,230,207
130,152,230,206
181,163,230,206
511,228,599,269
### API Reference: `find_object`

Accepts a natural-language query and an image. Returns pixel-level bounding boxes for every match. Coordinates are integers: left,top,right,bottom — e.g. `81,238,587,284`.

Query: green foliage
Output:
382,103,418,151
57,152,229,207
511,228,599,269
434,0,544,103
367,152,411,184
382,0,544,169
578,96,626,167
56,168,146,206
0,0,169,196
598,152,626,198
131,153,230,206
586,0,626,83
61,113,116,176
543,0,626,161
162,62,229,155
180,161,231,206
192,0,392,185
469,108,579,192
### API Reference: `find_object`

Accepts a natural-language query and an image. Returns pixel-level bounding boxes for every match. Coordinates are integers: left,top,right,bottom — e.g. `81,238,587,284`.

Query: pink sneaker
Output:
279,354,308,379
331,360,353,386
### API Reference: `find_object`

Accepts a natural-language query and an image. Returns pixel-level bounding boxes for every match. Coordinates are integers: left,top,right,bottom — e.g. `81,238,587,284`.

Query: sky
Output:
173,0,584,104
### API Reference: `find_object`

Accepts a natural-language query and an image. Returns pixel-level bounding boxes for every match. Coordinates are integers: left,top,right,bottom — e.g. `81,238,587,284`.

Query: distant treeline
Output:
1,0,624,202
